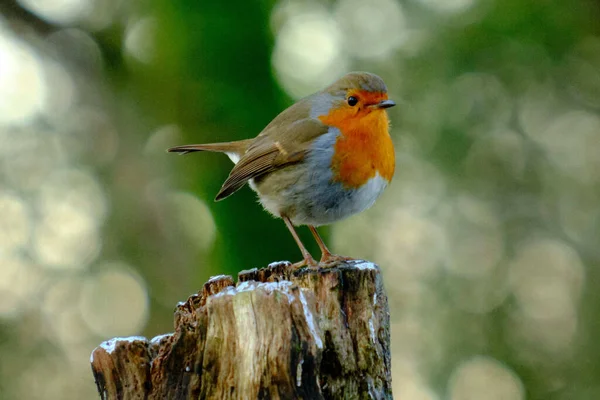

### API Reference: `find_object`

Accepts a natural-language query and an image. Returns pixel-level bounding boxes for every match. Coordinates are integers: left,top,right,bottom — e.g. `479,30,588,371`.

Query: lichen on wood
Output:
90,260,392,399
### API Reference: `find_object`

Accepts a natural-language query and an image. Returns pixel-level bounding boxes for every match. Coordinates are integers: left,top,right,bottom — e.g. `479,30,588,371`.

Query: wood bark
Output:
90,260,392,399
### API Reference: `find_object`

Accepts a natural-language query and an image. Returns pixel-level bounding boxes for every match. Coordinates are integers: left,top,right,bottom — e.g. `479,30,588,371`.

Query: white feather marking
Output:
226,152,240,164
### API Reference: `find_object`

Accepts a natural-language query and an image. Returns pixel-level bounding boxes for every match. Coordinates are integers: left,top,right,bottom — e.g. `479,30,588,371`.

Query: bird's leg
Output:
308,226,354,266
283,216,317,268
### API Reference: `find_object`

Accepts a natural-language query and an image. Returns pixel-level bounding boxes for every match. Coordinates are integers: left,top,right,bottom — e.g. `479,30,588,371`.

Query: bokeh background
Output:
1,0,600,398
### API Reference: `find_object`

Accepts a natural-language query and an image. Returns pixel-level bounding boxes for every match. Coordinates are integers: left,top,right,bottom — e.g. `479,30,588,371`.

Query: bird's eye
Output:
347,96,358,106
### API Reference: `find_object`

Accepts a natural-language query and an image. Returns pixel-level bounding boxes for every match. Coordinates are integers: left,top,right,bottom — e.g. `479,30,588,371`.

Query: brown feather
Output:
167,140,252,156
215,113,329,201
215,147,279,200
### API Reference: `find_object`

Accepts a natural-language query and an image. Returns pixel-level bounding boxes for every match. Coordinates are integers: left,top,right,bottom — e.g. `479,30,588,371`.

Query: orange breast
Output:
319,106,395,189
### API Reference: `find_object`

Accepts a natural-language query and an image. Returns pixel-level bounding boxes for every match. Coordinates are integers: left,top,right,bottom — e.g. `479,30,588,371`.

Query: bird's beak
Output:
373,99,396,109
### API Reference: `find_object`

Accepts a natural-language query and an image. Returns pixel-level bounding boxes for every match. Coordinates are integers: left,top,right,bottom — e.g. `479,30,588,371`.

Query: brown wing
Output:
215,115,329,201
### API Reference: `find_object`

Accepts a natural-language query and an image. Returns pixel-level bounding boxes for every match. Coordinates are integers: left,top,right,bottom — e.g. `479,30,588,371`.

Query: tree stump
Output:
90,260,392,399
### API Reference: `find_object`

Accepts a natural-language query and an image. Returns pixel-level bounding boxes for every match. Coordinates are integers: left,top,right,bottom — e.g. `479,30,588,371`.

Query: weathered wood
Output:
90,260,392,399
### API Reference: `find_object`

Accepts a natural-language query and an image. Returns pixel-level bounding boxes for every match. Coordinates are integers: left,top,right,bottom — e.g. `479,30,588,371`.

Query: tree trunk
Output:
90,260,392,399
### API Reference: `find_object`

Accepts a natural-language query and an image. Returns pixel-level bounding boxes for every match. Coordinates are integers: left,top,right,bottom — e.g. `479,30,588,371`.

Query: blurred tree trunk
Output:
162,0,322,276
90,261,392,399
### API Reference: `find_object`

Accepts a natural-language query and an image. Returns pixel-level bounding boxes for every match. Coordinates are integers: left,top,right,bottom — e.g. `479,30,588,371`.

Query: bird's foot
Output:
291,254,319,269
319,253,355,268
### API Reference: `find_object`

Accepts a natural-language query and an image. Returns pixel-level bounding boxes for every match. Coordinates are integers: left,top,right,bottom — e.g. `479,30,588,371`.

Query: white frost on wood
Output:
267,261,292,268
242,268,258,274
229,280,296,303
299,290,323,349
150,333,172,346
296,358,304,387
235,281,255,293
257,281,296,303
368,318,376,343
91,336,147,363
211,286,237,297
208,274,230,282
351,260,378,270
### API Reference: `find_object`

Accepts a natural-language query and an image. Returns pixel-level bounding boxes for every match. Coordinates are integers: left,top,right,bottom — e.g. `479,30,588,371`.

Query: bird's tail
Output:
167,139,253,161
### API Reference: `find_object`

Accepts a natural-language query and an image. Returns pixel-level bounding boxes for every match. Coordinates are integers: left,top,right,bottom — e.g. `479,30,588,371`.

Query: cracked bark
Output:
90,260,392,399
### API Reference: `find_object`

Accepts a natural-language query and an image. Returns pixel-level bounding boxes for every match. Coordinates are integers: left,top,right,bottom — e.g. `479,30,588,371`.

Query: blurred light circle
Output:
124,16,158,64
449,73,512,135
378,209,447,279
445,229,503,276
270,1,313,34
442,196,504,277
85,0,123,31
0,256,42,317
390,317,444,371
145,124,181,155
383,155,446,215
455,195,501,230
449,356,524,400
508,306,578,357
42,277,93,345
331,212,377,261
465,129,527,182
18,0,93,25
40,61,77,118
165,192,216,251
80,263,149,336
0,193,30,253
402,82,448,152
0,32,46,125
334,0,407,59
393,365,439,400
534,111,600,183
565,36,600,109
509,238,584,320
15,353,93,400
448,270,510,314
272,9,348,98
0,127,63,191
38,168,108,223
34,169,106,269
46,28,103,74
518,81,559,141
547,182,600,247
33,209,100,270
59,108,119,166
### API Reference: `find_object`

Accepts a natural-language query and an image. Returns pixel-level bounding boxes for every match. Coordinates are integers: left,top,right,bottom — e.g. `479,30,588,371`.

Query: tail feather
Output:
167,140,252,156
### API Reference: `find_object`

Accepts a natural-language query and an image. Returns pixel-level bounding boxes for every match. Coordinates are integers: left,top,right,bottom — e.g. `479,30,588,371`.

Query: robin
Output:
168,72,395,268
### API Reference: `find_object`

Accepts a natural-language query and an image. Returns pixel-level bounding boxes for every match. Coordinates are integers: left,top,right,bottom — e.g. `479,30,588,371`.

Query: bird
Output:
168,71,395,268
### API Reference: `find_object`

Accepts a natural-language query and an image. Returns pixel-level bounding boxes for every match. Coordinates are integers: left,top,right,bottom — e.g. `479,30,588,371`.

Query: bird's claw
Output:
318,253,355,268
291,255,319,269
